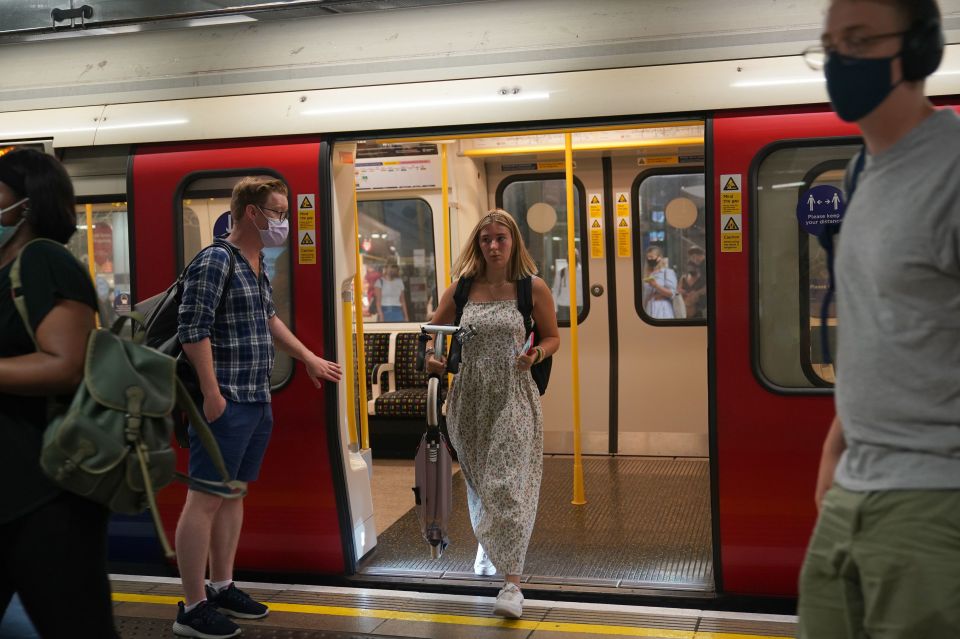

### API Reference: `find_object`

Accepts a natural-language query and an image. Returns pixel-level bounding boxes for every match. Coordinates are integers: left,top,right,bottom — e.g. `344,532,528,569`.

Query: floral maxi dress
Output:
446,300,543,575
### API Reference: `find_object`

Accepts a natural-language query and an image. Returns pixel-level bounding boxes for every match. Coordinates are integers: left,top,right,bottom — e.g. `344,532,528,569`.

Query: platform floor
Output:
361,456,713,592
107,576,797,639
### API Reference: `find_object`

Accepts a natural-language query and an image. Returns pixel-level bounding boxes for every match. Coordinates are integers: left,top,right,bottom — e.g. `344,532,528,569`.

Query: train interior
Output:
329,121,715,594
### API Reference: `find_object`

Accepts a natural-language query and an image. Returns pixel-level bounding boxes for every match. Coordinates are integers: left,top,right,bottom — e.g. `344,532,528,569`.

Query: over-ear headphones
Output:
901,16,944,81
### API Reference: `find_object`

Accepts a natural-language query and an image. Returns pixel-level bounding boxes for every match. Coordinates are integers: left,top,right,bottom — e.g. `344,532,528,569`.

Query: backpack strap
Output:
817,146,866,366
184,238,236,315
453,276,473,326
517,276,534,335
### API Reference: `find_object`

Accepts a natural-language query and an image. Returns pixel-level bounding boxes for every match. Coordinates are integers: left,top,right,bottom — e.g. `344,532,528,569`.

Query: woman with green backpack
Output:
0,148,119,638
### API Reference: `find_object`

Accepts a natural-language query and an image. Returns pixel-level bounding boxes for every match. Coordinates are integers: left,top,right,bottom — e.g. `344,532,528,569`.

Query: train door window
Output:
632,169,706,324
754,142,860,391
179,174,293,389
66,201,131,326
356,198,437,323
496,175,587,325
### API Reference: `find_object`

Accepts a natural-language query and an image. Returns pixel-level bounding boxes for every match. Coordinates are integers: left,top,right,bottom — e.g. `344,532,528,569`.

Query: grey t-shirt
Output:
834,108,960,491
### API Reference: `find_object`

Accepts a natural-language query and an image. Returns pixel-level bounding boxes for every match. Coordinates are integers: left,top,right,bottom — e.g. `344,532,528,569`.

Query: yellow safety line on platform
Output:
111,592,792,639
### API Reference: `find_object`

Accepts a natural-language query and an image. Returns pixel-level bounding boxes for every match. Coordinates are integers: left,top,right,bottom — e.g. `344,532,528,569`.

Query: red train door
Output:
712,109,861,596
131,139,348,574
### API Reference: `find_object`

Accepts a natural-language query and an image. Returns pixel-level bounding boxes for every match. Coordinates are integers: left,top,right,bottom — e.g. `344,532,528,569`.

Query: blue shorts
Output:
189,399,273,483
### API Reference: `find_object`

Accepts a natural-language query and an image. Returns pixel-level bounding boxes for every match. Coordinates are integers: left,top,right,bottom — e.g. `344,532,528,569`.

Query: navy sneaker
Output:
206,583,269,620
172,600,241,638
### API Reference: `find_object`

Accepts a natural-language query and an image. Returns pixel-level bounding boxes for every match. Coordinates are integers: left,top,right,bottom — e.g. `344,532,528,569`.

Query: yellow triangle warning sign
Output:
300,196,314,210
723,177,739,192
590,195,600,204
724,217,740,231
591,219,601,228
618,193,627,203
618,218,628,227
300,232,315,245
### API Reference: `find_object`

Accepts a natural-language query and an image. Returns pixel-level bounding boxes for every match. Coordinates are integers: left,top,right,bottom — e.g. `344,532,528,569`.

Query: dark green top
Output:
0,240,98,523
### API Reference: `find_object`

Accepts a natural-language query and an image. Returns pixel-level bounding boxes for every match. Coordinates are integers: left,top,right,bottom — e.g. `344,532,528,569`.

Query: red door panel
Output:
132,138,345,574
712,109,858,596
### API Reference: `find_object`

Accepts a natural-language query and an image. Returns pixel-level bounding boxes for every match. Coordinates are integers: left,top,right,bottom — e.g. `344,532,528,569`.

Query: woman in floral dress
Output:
425,209,559,619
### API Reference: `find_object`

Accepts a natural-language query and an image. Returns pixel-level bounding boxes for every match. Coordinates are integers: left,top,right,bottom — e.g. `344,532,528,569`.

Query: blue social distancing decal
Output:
797,185,845,236
213,211,232,237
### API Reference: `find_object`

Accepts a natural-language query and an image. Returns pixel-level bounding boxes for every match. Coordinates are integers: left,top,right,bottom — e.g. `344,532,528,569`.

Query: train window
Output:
356,198,437,323
497,175,587,325
632,169,706,324
754,141,860,391
179,174,293,390
66,201,132,327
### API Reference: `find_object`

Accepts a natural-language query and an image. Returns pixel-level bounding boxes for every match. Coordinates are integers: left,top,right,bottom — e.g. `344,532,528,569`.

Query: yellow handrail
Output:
341,297,359,448
565,133,586,506
441,144,452,290
351,189,371,451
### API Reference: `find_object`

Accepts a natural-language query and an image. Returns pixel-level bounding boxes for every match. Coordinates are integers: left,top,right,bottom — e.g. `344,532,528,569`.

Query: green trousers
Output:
798,485,960,638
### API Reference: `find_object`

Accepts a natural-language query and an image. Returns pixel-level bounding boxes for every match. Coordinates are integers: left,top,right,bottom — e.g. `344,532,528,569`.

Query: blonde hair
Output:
452,209,538,280
230,176,288,221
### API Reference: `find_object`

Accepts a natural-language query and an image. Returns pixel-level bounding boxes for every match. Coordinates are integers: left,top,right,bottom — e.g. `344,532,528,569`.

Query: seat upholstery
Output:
374,332,447,419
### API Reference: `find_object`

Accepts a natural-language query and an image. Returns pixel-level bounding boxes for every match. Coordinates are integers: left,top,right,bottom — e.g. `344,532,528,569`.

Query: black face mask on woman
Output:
646,258,660,268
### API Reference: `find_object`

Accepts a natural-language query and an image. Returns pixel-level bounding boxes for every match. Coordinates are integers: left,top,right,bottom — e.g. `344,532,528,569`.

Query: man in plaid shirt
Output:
172,177,341,639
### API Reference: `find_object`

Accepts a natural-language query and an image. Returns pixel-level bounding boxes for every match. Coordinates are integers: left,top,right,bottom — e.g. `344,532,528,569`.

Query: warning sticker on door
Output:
720,174,742,216
298,230,316,264
616,215,631,258
589,217,604,259
589,194,602,219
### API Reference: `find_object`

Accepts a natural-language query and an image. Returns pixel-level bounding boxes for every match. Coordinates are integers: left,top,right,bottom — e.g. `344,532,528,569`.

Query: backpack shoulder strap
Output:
181,240,237,315
517,276,534,334
211,239,237,315
453,276,472,325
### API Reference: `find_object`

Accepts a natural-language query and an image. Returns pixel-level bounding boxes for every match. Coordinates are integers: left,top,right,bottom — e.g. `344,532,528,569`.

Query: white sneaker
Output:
492,582,523,619
473,544,496,576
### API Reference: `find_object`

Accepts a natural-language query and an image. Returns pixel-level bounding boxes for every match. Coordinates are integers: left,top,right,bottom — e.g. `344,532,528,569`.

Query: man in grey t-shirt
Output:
797,2,960,637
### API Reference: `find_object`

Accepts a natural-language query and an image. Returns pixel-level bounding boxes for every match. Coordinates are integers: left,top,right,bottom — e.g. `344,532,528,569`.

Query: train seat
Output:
369,332,447,419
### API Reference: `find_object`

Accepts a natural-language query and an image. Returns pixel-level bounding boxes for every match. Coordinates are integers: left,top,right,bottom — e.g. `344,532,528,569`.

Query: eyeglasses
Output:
803,30,906,70
257,205,288,222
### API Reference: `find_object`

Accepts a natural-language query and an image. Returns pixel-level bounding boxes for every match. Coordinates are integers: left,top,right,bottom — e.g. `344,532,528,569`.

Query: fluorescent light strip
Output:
0,119,188,139
302,92,550,116
732,77,825,88
772,181,807,190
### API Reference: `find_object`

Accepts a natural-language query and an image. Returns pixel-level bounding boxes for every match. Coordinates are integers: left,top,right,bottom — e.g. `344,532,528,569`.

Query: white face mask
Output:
256,206,289,247
0,198,28,248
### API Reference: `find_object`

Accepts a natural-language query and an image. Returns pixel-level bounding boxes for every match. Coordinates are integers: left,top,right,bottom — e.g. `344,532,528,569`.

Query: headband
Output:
0,162,26,197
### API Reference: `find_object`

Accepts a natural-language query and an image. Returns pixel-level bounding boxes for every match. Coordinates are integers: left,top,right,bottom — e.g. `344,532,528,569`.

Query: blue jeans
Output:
381,306,404,322
189,399,273,482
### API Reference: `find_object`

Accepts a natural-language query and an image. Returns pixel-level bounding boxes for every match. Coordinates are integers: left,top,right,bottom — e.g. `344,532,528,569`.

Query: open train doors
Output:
332,123,715,591
128,138,360,574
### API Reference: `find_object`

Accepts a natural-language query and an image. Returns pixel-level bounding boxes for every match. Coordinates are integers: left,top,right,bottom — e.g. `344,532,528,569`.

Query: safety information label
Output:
719,176,742,253
615,192,629,219
297,193,316,264
589,217,604,259
589,194,602,219
720,174,742,216
616,215,631,258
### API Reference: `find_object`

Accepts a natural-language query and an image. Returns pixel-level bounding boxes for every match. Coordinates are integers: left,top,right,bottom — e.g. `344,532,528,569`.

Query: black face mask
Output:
646,258,660,268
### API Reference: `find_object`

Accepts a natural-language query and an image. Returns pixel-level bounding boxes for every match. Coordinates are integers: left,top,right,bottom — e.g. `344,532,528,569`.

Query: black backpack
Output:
447,276,552,395
133,239,236,443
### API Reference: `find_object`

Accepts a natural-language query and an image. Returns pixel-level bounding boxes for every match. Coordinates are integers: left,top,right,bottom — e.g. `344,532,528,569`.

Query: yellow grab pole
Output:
352,191,371,451
341,298,359,448
440,144,452,289
84,203,96,284
85,204,100,327
565,133,586,506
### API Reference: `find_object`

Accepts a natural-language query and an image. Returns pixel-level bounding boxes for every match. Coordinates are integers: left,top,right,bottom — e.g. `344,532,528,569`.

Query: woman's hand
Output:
516,348,537,371
425,353,447,375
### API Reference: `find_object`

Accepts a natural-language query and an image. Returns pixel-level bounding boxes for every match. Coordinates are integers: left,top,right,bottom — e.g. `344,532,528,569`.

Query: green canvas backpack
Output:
11,238,245,557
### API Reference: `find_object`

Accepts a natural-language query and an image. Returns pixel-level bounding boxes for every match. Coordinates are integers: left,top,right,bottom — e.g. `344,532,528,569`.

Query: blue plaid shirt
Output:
178,241,276,403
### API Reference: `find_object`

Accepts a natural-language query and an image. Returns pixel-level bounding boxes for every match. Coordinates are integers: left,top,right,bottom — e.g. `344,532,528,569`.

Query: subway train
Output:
1,0,959,603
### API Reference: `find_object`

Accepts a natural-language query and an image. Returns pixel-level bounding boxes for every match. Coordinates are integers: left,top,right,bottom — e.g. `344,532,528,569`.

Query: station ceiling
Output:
0,0,488,35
